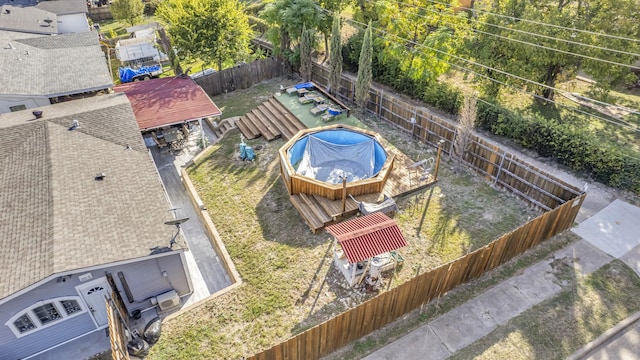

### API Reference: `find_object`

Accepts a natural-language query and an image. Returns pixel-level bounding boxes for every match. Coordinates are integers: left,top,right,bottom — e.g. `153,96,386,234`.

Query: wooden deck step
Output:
269,98,306,133
235,117,260,140
312,194,359,218
251,109,282,141
259,103,296,140
266,98,306,137
299,193,332,224
244,112,275,141
290,195,325,232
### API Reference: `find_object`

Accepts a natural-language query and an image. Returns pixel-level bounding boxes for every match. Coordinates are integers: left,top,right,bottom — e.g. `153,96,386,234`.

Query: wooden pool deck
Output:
235,95,437,233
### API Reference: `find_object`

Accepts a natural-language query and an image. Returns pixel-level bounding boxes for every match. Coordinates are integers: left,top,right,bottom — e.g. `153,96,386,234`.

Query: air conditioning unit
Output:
154,290,180,311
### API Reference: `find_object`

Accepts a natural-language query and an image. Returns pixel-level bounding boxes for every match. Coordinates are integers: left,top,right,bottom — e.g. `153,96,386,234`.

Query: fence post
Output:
448,127,457,158
494,151,507,186
378,90,383,118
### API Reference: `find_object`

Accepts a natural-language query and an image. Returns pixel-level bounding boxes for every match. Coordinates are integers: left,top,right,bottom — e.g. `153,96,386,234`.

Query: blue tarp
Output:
294,82,314,90
118,65,162,83
239,143,256,161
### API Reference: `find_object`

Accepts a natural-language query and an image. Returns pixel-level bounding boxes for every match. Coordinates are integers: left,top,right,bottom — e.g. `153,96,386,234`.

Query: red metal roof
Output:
326,212,407,264
114,77,221,131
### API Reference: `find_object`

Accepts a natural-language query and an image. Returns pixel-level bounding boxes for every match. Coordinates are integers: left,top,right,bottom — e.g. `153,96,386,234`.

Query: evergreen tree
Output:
355,21,373,109
299,23,313,81
328,13,342,96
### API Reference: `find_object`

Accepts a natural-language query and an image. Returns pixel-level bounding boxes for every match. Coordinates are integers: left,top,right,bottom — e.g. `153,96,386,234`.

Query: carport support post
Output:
434,139,445,181
341,177,347,214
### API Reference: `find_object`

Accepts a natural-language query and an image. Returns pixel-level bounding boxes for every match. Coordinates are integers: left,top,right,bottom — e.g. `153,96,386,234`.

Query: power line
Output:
472,27,639,70
420,0,640,45
382,0,640,60
334,13,640,133
339,18,640,161
381,2,640,115
382,0,640,70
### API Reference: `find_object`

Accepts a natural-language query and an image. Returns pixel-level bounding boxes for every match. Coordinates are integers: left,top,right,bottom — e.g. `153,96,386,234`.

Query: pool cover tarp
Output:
296,135,375,184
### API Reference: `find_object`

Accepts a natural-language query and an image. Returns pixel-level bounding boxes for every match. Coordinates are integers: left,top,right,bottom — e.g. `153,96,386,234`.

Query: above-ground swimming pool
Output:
279,125,395,201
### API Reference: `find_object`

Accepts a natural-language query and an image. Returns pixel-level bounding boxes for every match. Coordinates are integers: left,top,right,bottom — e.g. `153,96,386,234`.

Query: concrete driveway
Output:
149,127,232,303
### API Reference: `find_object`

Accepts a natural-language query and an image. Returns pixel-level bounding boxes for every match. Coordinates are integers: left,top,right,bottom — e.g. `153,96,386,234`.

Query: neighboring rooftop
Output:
0,5,58,34
326,213,408,264
0,0,87,15
126,22,160,34
0,93,177,300
0,30,112,97
114,77,222,131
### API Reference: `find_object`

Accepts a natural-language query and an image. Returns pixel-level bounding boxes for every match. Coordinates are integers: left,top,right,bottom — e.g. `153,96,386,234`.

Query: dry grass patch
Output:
147,81,541,359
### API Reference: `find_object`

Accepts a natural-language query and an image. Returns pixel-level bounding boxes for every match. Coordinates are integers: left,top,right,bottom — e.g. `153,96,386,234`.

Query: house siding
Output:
0,96,51,114
0,251,190,359
112,253,191,314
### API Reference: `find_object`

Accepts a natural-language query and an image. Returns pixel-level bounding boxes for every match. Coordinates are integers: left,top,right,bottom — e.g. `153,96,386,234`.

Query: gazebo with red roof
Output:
326,212,407,287
114,76,221,131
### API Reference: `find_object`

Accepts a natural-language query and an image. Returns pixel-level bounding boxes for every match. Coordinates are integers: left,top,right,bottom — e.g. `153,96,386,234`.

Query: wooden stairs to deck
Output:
209,117,238,141
235,97,307,141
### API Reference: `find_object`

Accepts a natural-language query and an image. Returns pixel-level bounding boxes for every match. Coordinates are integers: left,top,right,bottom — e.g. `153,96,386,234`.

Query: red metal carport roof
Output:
114,77,221,131
326,212,407,264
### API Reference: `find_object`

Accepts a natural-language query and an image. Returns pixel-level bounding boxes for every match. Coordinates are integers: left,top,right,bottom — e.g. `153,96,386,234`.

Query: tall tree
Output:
328,13,342,96
453,90,477,161
355,21,373,109
354,0,470,84
471,0,640,101
156,0,253,71
261,0,322,62
299,23,313,81
109,0,144,26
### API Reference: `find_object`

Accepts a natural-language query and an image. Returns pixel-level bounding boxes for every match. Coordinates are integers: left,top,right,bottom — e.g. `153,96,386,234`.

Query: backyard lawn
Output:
147,79,541,359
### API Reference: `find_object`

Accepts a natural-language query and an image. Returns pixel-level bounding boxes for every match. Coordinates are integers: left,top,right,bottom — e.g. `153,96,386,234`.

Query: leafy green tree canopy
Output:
261,0,323,59
156,0,253,71
109,0,145,26
471,0,640,100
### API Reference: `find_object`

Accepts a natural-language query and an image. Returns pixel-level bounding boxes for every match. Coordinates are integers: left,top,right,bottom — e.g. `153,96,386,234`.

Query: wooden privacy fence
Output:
248,192,586,360
106,293,130,360
195,57,285,97
309,63,583,210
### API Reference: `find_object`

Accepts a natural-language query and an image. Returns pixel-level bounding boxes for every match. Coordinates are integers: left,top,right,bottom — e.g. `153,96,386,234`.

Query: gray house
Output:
0,30,112,114
0,93,193,359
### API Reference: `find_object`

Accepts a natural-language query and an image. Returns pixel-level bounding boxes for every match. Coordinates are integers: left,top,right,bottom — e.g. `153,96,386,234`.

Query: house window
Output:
9,105,26,112
13,314,36,334
33,303,62,325
6,297,86,338
61,299,82,315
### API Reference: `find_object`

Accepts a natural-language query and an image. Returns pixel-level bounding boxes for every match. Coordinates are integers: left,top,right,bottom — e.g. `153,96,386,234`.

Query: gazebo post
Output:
341,176,347,214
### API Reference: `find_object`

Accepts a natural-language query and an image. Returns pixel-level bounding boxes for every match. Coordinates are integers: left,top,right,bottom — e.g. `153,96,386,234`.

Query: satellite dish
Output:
164,218,189,226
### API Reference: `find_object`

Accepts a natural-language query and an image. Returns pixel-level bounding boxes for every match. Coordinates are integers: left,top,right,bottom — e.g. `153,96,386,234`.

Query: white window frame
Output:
5,296,87,338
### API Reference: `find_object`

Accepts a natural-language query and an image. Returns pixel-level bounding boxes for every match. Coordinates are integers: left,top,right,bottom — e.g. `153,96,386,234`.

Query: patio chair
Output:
408,157,435,187
321,107,343,122
298,93,320,104
310,103,329,116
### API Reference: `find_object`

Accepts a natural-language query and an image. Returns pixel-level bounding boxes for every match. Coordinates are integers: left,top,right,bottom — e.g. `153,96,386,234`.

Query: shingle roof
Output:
0,5,58,34
0,93,177,300
326,213,407,264
0,31,112,97
114,77,222,131
0,0,87,15
35,0,88,15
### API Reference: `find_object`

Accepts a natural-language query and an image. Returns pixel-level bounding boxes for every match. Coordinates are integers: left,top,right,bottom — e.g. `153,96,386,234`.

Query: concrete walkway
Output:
149,123,232,305
365,199,640,360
